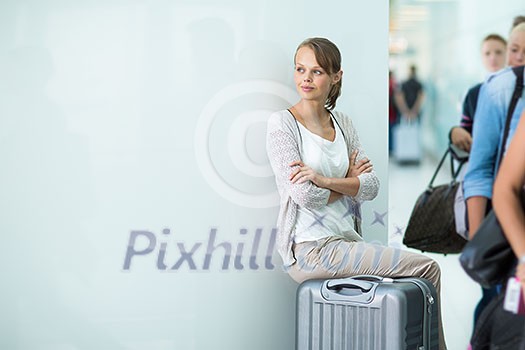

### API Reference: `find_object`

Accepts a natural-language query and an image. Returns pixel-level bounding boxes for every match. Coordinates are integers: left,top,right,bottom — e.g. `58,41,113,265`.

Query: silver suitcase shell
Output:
296,276,438,350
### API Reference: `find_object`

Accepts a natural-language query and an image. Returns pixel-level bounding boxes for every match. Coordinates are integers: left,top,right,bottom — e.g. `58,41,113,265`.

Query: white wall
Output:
0,0,388,349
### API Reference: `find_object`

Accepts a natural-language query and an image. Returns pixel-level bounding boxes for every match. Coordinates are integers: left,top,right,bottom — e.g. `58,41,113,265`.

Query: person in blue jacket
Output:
463,24,525,330
464,23,525,239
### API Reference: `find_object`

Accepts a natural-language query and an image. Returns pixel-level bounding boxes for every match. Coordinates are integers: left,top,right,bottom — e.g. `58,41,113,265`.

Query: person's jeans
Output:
474,284,501,326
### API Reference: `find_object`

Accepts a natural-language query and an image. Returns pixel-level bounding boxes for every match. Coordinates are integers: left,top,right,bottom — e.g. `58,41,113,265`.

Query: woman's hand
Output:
451,127,472,152
289,161,327,188
517,262,525,286
346,150,373,178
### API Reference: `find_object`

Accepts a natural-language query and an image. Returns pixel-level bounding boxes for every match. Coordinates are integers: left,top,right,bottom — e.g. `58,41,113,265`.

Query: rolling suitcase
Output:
394,119,421,164
296,275,438,350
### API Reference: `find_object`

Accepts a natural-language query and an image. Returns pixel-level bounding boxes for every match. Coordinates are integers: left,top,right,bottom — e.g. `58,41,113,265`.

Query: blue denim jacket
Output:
463,67,525,200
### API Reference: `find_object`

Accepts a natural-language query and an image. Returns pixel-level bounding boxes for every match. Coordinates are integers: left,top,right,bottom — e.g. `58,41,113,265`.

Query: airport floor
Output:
388,155,481,350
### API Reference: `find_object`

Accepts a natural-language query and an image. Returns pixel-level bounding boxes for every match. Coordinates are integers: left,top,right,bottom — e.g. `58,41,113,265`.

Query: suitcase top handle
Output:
321,277,381,303
326,279,374,292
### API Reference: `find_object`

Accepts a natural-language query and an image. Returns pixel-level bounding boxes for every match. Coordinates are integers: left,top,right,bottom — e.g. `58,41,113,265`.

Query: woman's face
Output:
481,39,506,73
507,30,525,67
294,46,341,104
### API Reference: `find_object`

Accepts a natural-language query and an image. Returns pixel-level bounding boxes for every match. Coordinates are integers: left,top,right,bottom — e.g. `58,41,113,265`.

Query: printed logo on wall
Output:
194,80,297,208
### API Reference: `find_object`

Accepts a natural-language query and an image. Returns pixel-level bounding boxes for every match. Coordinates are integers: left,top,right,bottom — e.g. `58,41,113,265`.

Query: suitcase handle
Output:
351,274,392,282
321,277,378,303
326,279,373,292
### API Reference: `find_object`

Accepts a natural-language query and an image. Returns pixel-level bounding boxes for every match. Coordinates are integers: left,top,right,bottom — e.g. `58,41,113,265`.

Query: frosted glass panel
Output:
0,1,388,349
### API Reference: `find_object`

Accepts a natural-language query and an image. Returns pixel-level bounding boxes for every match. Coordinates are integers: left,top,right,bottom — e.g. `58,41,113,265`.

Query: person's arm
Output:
289,150,372,197
326,150,373,196
327,191,343,203
493,111,525,288
467,196,488,239
450,127,473,152
450,86,477,151
394,88,409,118
289,114,379,202
344,114,380,202
266,114,333,209
409,89,425,118
463,82,504,236
459,85,480,135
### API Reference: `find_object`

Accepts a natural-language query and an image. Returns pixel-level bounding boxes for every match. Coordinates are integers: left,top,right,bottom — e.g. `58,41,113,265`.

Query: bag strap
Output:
329,110,346,140
427,146,466,189
496,65,524,172
449,151,466,179
287,108,303,147
427,148,450,189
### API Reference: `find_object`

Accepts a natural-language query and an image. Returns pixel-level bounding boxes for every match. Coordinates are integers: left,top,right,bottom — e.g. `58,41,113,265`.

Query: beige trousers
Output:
287,236,447,350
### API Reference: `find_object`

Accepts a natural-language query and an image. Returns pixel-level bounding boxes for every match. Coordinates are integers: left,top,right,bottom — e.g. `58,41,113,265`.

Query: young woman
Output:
266,37,447,350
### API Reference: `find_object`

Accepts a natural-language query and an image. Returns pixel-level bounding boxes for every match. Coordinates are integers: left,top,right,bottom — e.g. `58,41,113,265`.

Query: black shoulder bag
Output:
402,143,468,254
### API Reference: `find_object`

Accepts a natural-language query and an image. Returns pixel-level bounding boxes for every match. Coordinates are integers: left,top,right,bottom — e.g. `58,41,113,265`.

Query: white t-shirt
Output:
294,118,361,243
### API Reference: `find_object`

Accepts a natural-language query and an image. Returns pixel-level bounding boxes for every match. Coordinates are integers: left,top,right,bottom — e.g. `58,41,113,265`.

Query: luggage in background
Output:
394,118,421,164
296,275,438,350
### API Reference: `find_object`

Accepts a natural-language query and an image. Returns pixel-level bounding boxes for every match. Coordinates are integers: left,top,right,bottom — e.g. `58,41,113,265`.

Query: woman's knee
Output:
423,259,441,290
287,266,307,284
286,262,328,284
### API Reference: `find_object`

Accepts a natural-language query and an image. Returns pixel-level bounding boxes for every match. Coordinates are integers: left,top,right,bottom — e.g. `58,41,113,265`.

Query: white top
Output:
266,109,380,267
294,119,359,243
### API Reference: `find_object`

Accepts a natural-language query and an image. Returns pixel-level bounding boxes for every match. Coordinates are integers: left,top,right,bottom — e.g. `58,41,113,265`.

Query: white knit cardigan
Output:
266,109,380,267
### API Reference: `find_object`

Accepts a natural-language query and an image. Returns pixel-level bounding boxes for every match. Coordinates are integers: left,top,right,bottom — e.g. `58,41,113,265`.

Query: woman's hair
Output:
512,16,525,30
295,37,342,110
511,22,525,36
482,33,507,47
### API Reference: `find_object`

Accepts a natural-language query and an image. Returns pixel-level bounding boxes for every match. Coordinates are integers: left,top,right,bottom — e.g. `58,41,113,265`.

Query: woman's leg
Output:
473,285,500,326
288,236,446,350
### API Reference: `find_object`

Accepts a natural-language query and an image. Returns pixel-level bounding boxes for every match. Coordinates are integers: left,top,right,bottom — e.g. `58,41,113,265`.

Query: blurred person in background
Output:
397,64,424,121
392,64,424,164
463,21,525,330
466,22,525,239
450,34,507,152
512,15,525,29
449,16,525,152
